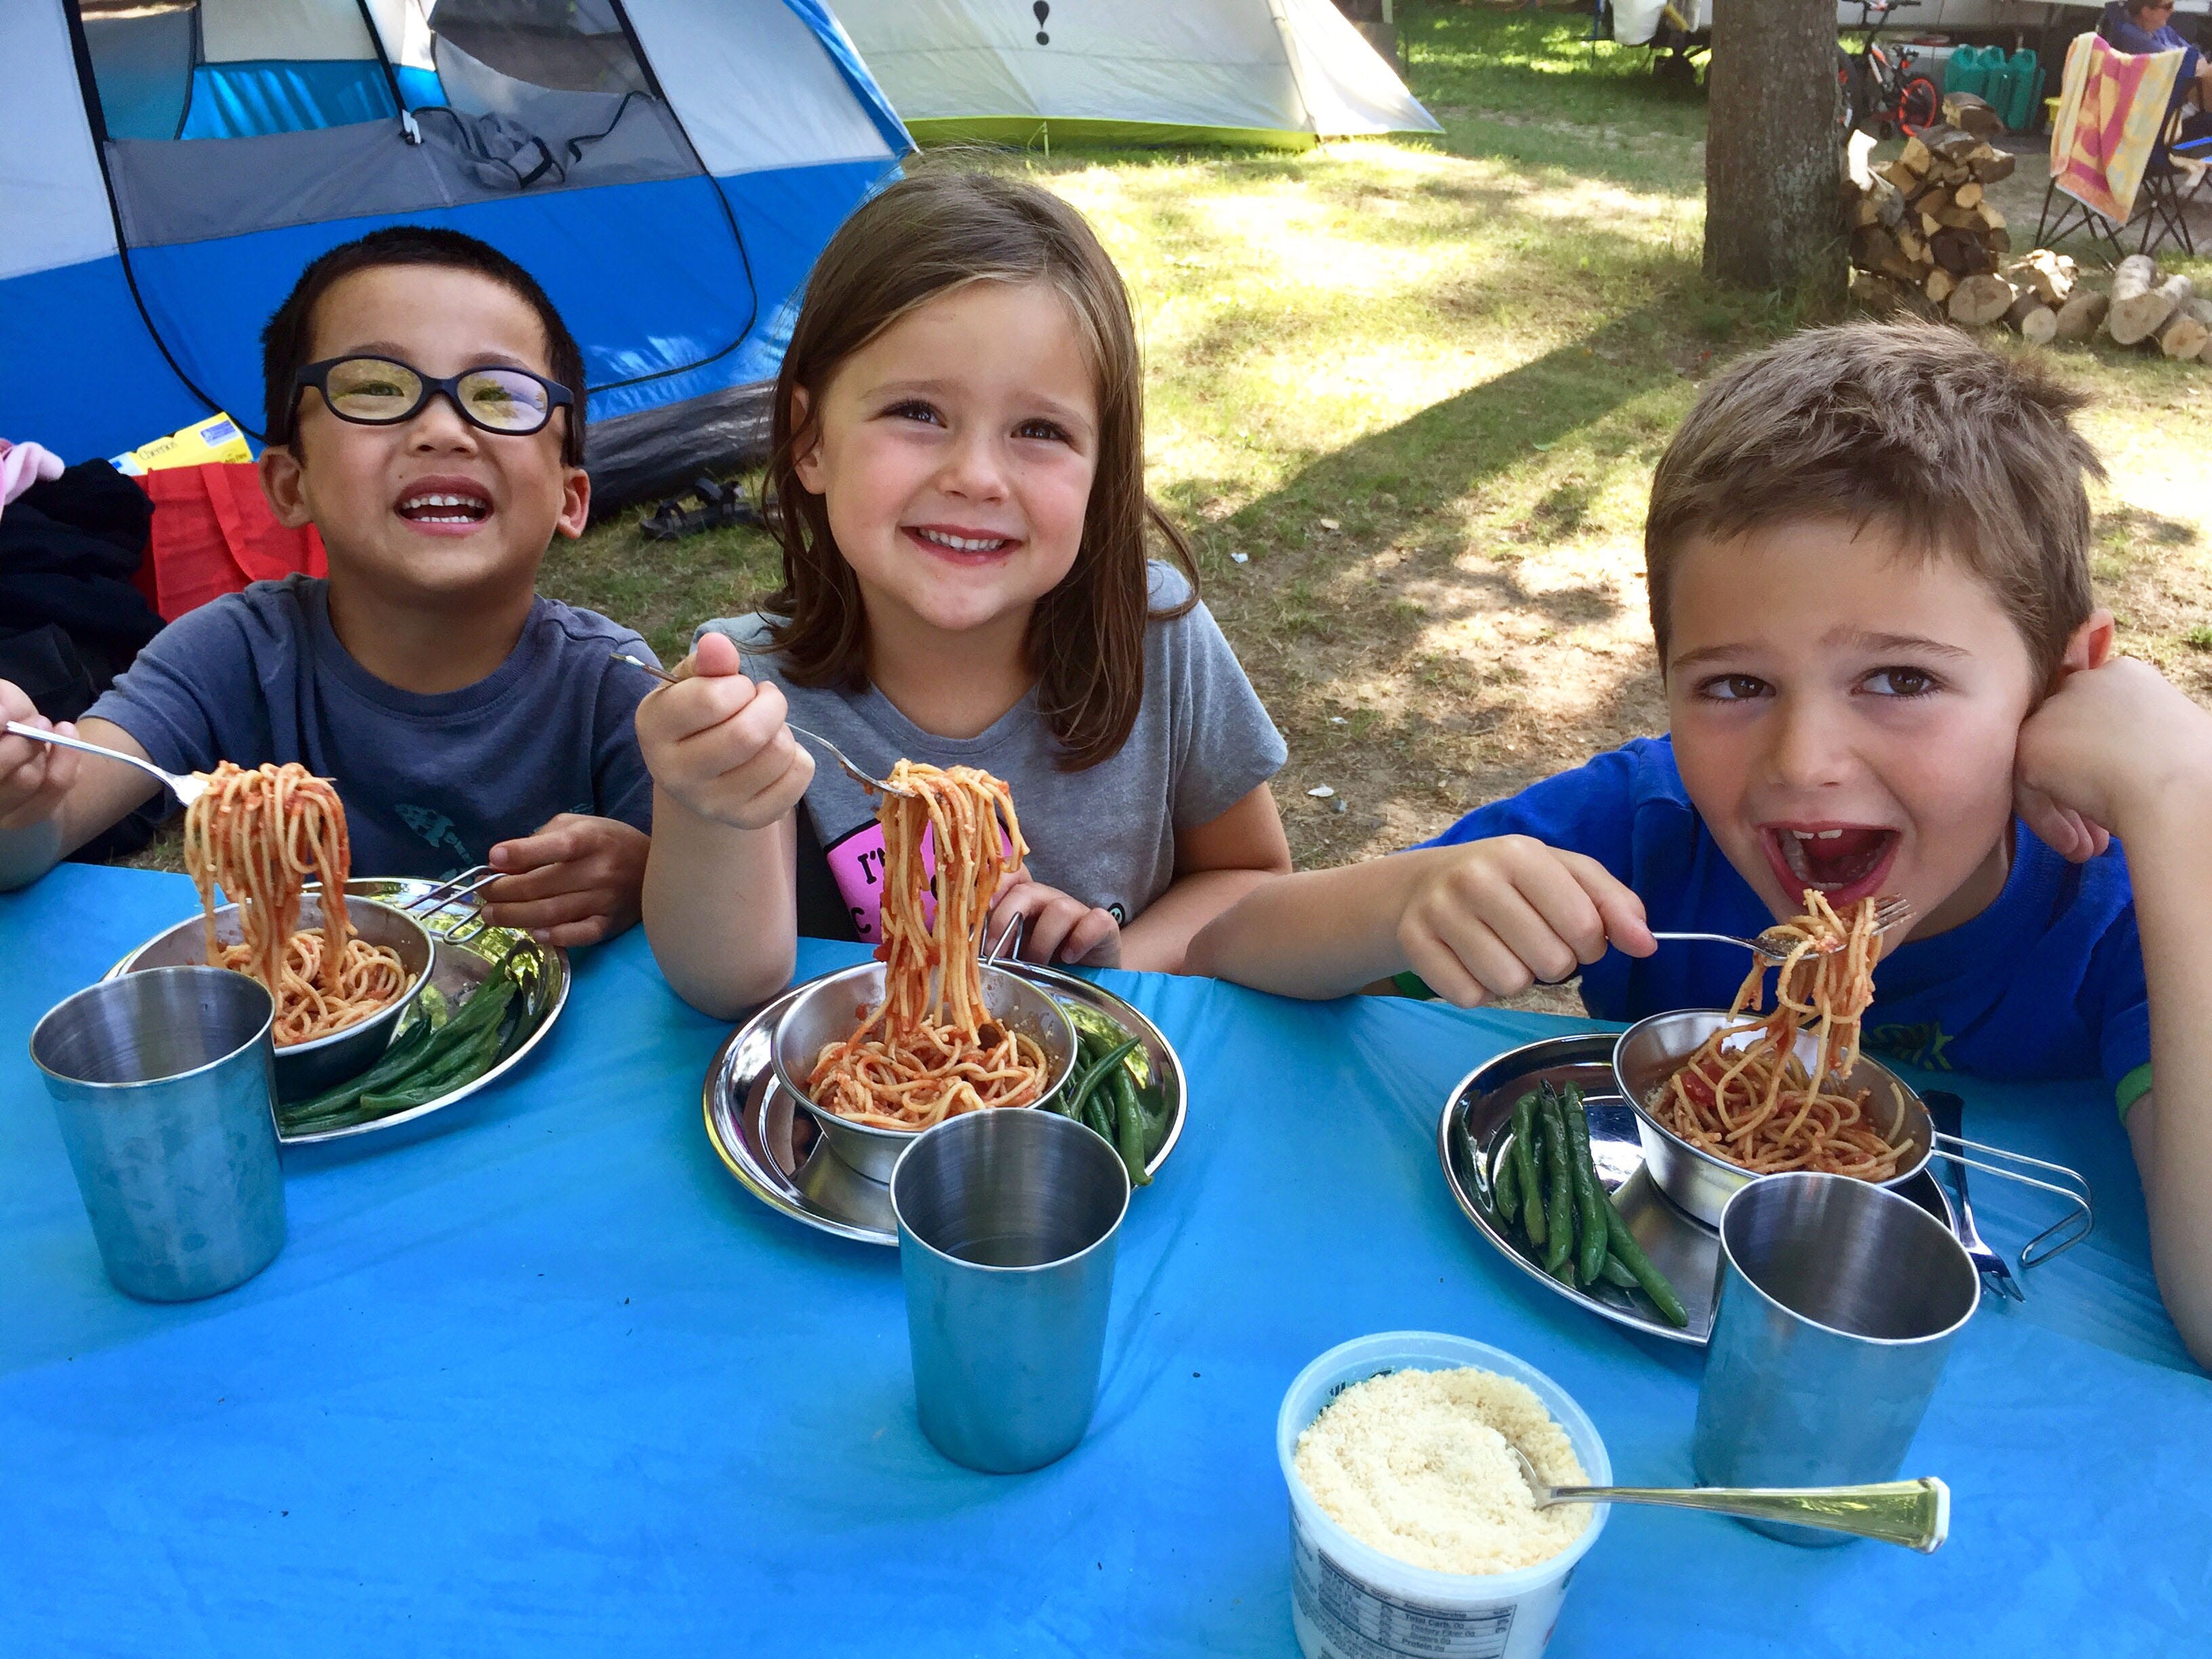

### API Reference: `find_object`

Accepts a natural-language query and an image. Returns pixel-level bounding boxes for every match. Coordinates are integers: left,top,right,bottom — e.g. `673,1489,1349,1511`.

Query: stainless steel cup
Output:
30,966,286,1302
890,1108,1130,1473
1694,1172,1977,1545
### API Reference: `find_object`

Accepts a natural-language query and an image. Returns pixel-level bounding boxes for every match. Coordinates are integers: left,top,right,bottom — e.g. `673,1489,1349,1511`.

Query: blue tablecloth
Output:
4,865,2207,1656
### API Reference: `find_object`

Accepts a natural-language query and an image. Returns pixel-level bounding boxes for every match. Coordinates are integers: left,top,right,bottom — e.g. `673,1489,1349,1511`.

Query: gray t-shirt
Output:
89,574,656,879
697,563,1285,945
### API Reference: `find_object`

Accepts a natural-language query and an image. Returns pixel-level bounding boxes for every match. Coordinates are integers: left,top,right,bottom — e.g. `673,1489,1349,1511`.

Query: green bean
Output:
280,1020,436,1125
1601,1195,1690,1327
1063,1036,1139,1122
1597,1252,1640,1290
1051,1036,1115,1113
1511,1093,1546,1248
1542,1084,1586,1279
1559,1086,1609,1288
1538,1091,1575,1274
1110,1067,1152,1186
1490,1134,1521,1221
359,1027,505,1115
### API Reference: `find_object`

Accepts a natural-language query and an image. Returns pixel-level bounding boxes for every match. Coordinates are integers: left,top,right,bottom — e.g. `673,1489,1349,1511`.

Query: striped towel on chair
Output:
2049,33,2187,226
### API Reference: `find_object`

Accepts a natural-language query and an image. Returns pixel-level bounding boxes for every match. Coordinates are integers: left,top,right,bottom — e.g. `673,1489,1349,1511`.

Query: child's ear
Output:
258,443,314,530
788,388,825,494
555,464,591,540
2055,609,2116,682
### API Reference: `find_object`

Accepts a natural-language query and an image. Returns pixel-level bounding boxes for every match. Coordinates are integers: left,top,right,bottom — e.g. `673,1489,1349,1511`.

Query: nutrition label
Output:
1291,1527,1518,1659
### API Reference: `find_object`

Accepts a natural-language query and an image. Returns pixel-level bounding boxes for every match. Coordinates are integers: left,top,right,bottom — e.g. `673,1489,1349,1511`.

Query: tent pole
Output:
1265,0,1319,138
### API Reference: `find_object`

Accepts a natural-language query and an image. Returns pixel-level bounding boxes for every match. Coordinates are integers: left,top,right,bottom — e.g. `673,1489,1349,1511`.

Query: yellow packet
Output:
110,413,253,476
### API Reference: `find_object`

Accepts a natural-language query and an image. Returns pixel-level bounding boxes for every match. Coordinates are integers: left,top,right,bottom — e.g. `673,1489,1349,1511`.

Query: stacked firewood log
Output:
1843,125,2016,316
1844,131,2209,362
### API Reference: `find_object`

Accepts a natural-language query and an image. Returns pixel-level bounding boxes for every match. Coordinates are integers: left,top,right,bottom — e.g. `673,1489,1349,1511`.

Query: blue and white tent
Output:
1,1,909,505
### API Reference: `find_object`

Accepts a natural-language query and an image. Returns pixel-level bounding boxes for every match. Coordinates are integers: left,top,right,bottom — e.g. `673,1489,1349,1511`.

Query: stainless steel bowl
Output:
1613,1009,1933,1227
770,962,1078,1184
115,896,434,1104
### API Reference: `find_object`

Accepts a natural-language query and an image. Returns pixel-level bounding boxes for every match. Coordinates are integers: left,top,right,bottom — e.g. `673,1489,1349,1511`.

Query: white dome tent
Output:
833,0,1441,149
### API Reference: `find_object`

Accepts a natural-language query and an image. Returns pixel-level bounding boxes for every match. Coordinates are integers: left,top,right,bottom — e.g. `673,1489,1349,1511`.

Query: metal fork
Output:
1924,1088,2025,1300
4,720,209,808
609,651,916,798
1652,895,1915,964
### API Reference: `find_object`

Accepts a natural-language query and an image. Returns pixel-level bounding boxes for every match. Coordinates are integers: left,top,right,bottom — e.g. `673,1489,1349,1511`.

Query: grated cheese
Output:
1294,1365,1590,1575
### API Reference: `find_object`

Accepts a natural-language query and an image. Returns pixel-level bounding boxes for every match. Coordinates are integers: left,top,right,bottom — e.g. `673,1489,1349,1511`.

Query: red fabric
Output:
131,463,327,623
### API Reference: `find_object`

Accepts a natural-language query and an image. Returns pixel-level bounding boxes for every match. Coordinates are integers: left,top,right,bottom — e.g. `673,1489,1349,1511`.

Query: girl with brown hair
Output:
634,173,1291,1015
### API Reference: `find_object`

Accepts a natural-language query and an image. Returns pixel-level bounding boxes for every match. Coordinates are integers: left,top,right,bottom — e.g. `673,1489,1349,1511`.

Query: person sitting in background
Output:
0,228,655,945
2101,0,2212,138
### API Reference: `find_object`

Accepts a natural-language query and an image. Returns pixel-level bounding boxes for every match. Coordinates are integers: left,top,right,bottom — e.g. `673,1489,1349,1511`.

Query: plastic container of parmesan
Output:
1276,1332,1612,1659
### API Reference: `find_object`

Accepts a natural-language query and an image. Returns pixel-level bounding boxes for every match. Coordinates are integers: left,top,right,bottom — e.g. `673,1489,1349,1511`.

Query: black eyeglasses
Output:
291,355,574,438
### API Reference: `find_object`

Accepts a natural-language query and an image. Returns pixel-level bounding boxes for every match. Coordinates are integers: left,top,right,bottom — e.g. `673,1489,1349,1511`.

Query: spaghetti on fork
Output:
1655,891,1911,1178
181,760,410,1046
806,761,1049,1129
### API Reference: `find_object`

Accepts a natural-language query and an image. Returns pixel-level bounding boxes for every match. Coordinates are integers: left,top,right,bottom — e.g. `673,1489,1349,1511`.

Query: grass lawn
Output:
544,0,2212,882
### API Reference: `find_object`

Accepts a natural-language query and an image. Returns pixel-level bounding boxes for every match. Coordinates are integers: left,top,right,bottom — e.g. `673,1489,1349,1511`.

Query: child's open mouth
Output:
905,524,1019,565
1761,823,1900,906
394,484,492,532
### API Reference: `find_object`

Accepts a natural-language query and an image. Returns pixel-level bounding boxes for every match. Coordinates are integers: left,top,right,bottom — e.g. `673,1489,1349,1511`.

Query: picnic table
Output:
3,863,2206,1656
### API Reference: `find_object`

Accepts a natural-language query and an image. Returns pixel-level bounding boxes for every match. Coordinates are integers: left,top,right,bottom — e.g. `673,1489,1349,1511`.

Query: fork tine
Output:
1870,895,1916,933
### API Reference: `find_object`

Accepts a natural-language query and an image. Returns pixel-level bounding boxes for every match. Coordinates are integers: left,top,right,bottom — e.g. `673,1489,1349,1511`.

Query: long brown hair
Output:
760,171,1197,771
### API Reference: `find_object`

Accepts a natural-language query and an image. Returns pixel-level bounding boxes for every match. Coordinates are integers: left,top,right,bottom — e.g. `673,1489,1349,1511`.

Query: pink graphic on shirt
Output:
821,817,1016,944
823,821,930,945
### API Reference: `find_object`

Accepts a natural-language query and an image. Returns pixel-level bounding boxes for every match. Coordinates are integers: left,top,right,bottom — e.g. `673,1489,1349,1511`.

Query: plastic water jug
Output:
2004,50,2043,131
1944,44,1990,102
1983,52,2020,125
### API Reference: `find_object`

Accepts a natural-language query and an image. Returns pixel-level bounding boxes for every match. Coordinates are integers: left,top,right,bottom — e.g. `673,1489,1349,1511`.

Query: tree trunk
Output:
1704,0,1845,305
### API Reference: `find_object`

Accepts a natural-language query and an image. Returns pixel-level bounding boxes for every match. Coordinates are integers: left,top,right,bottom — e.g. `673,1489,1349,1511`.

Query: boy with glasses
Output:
0,228,656,945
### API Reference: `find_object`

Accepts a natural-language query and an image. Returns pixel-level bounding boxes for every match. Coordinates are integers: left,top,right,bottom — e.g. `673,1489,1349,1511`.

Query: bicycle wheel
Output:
1897,75,1941,137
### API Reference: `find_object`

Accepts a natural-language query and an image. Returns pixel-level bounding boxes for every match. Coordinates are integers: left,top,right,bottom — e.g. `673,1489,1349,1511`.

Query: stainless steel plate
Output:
1439,1031,1954,1347
703,962,1187,1248
224,877,567,1146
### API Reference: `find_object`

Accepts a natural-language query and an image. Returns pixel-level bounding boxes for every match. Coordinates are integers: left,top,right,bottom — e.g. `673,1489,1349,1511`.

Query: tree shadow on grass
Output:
1197,298,1686,560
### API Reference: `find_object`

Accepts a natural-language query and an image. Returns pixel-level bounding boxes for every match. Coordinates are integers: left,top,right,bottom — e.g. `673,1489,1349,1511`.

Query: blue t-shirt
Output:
1417,736,2151,1109
88,575,657,880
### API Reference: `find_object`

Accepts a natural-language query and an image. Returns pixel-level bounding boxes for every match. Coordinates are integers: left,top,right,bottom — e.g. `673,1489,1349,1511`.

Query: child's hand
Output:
989,870,1122,967
634,632,813,830
2015,657,2212,863
482,813,649,946
0,684,80,830
1397,836,1654,1007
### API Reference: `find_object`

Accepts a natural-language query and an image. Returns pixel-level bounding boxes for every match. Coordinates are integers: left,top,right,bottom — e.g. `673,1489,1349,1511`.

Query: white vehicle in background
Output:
1610,0,2206,89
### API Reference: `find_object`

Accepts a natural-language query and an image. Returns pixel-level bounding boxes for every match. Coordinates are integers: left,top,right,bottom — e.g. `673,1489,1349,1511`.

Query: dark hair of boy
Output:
260,225,588,466
760,170,1198,772
1645,321,2104,687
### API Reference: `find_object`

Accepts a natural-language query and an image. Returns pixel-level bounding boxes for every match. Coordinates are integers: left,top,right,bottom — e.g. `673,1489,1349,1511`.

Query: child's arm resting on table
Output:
481,814,650,947
2016,645,2212,1368
0,686,165,891
989,782,1293,973
1185,834,1656,1004
635,631,813,1018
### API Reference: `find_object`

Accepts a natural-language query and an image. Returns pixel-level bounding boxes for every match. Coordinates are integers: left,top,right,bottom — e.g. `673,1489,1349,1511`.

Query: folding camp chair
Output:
2037,31,2212,256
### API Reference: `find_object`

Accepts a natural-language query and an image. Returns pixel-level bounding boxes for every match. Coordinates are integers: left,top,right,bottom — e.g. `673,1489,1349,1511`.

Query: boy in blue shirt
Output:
0,228,655,945
1190,323,2212,1365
